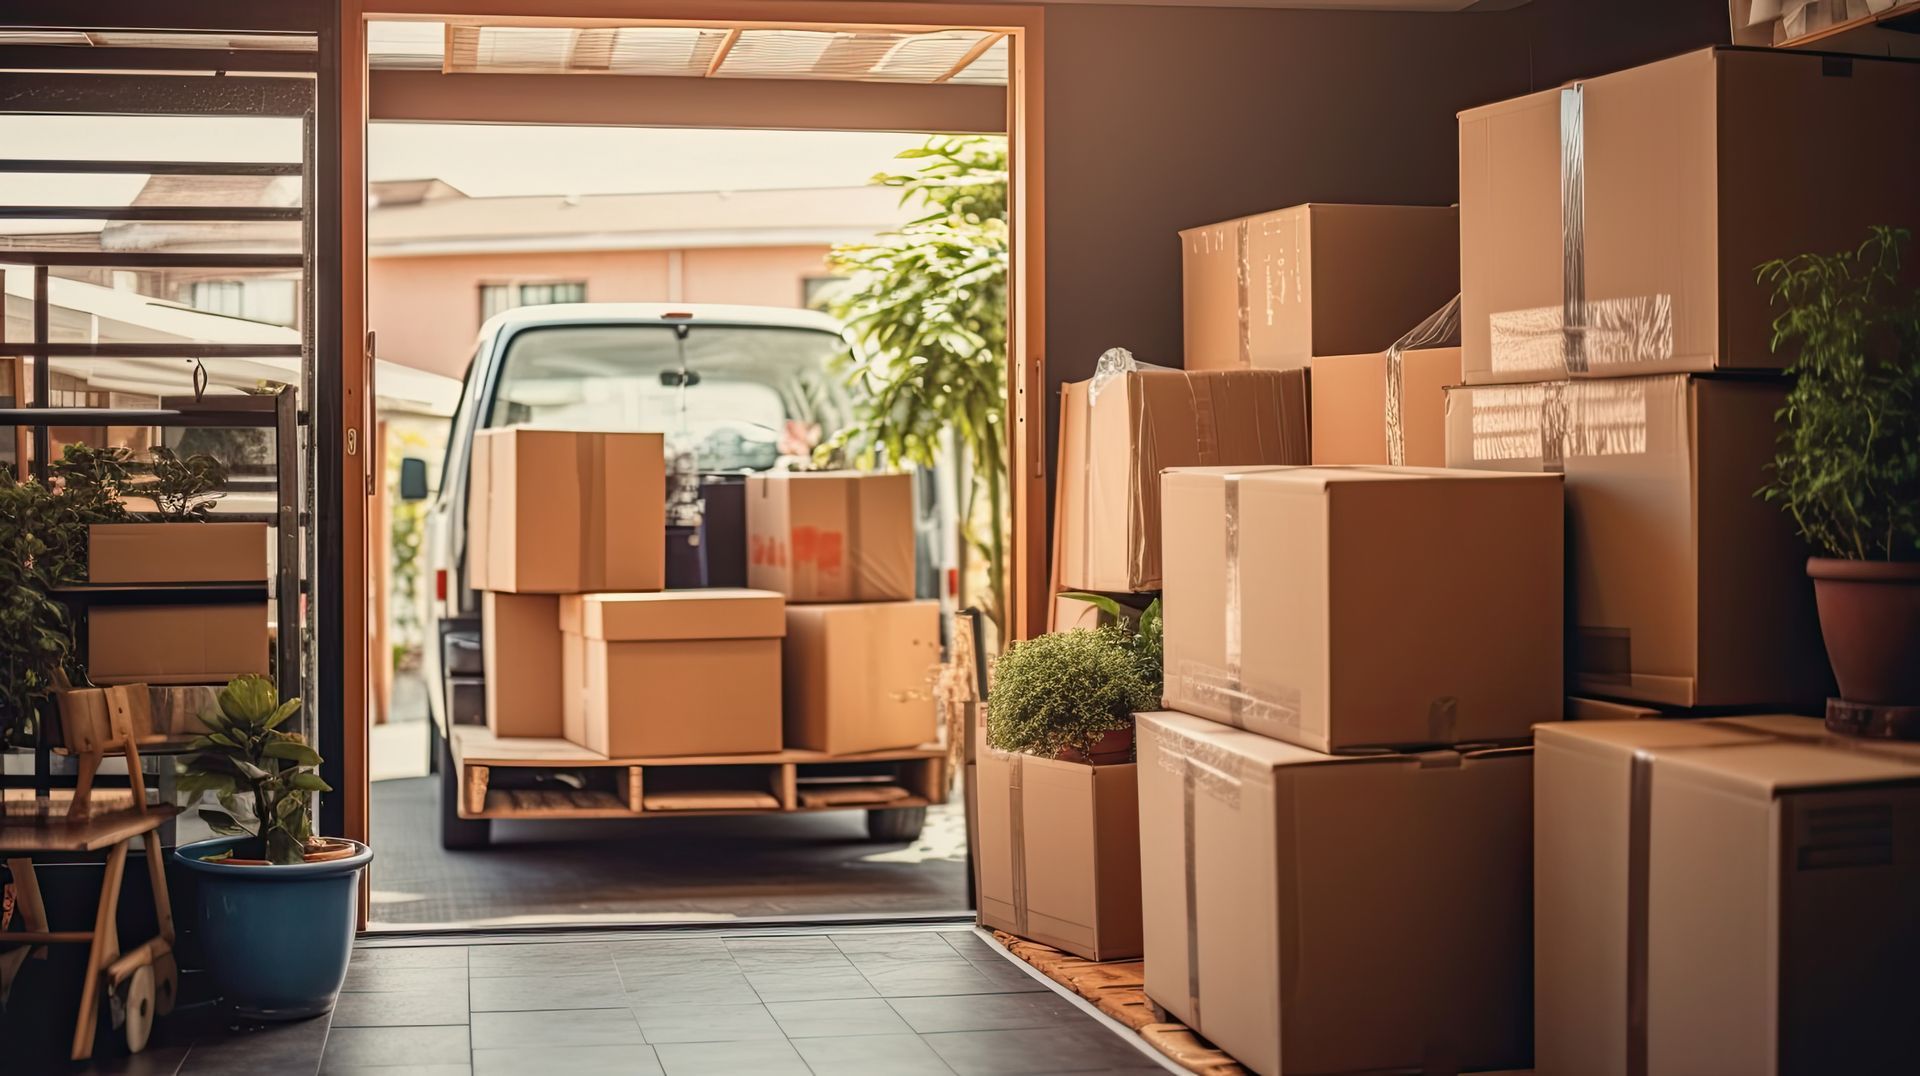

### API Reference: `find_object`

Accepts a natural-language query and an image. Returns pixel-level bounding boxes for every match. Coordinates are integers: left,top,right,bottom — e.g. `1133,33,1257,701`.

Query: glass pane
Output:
487,322,851,472
4,266,305,345
479,283,512,321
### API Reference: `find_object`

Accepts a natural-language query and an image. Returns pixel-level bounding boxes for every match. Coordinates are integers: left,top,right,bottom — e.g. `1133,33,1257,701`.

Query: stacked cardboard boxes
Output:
1140,464,1563,1075
745,471,940,756
984,354,1316,961
468,427,788,757
1447,46,1920,711
84,521,272,686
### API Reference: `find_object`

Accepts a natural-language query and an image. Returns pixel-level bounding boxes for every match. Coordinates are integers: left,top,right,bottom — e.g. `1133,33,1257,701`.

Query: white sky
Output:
0,115,937,211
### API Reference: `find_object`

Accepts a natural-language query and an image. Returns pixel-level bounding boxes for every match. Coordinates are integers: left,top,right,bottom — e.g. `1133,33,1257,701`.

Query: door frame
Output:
335,0,1047,864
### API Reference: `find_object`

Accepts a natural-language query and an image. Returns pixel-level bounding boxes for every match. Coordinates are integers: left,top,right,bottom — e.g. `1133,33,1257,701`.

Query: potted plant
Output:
173,675,371,1020
986,599,1161,763
1759,226,1920,722
0,448,137,748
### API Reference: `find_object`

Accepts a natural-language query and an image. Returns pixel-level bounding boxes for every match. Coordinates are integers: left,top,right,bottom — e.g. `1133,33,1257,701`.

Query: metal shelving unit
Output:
0,37,321,804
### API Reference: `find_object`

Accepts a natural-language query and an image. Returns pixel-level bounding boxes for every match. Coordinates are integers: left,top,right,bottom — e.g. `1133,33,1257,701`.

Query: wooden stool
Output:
3,679,181,1059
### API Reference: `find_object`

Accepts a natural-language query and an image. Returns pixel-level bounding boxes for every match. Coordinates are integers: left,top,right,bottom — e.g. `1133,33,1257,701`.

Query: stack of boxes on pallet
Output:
1102,45,1920,1076
468,427,937,776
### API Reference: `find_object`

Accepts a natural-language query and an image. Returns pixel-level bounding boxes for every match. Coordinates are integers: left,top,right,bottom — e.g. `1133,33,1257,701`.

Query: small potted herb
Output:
173,675,371,1019
1759,226,1920,719
986,599,1161,763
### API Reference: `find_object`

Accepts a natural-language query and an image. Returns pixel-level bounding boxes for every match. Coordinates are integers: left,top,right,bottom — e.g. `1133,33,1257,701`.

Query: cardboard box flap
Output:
1534,718,1767,760
1662,740,1920,799
572,588,785,641
1140,711,1450,777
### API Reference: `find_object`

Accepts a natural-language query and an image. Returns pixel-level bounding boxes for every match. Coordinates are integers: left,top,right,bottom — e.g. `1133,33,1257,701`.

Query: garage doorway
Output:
341,5,1046,932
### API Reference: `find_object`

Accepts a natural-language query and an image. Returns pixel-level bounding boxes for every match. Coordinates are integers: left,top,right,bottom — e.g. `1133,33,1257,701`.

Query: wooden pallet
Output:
449,725,950,821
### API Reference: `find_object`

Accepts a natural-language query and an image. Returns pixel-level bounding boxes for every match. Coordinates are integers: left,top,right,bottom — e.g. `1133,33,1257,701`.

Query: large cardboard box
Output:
559,589,784,758
88,522,269,584
1308,346,1459,468
1459,47,1920,385
88,604,268,685
783,600,940,755
1444,374,1830,709
482,591,562,739
975,727,1142,961
1057,368,1308,594
1161,465,1563,751
1138,711,1532,1076
746,471,914,603
467,428,665,594
1535,717,1920,1076
1181,204,1459,372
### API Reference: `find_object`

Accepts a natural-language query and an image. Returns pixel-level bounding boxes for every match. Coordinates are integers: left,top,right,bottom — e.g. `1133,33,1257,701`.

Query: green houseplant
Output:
0,447,136,745
1759,225,1920,714
174,675,372,1019
986,604,1161,763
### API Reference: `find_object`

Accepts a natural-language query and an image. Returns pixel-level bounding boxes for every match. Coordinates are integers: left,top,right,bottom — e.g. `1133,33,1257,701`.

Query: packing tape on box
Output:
1383,295,1462,467
1485,83,1675,377
1621,720,1920,1076
1235,219,1254,367
1007,750,1030,936
577,433,610,589
1148,721,1252,1030
1461,376,1656,474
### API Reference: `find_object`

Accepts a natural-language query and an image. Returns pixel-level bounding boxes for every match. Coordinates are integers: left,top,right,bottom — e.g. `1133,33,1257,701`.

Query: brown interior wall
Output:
1037,0,1730,566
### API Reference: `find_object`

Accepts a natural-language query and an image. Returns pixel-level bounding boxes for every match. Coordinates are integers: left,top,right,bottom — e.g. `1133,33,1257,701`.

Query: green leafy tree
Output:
826,136,1009,638
178,674,329,865
1759,226,1920,561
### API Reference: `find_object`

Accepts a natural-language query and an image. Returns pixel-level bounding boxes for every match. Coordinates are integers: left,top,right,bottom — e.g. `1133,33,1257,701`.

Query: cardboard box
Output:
482,591,563,739
1161,465,1563,751
1535,717,1920,1076
1444,375,1830,709
1459,47,1920,384
88,522,268,584
1057,368,1308,594
1565,695,1660,721
746,471,915,603
1181,203,1459,371
975,727,1142,961
87,604,268,686
783,600,940,755
1138,711,1532,1076
559,589,784,758
467,428,665,594
1308,346,1459,468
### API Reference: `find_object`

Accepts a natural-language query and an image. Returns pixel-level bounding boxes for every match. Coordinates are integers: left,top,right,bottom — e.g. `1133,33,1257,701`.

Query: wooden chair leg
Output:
70,841,128,1062
66,753,101,821
4,858,49,960
142,830,175,946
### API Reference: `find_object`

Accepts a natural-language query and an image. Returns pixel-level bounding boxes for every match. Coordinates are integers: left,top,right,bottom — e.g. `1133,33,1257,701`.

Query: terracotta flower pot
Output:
1055,727,1135,766
1808,558,1920,706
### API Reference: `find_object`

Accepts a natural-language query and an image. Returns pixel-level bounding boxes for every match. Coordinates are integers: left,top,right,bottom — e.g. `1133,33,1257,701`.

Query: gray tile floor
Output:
102,929,1172,1075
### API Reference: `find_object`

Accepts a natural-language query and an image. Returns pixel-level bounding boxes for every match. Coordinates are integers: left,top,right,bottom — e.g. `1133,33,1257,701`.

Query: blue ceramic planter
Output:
174,836,373,1020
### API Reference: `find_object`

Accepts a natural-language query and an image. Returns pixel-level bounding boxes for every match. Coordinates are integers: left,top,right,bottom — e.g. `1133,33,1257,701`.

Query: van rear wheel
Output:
866,806,926,842
439,731,491,850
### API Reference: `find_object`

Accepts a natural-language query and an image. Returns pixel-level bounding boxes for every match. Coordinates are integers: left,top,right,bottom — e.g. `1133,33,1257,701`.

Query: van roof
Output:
481,302,845,337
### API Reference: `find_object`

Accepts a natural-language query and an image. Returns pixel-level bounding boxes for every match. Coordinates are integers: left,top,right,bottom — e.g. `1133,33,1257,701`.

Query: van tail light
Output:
946,568,958,600
436,568,448,603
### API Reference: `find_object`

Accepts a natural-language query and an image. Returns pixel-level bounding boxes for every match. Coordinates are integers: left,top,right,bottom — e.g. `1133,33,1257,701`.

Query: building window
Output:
187,280,245,318
182,278,298,327
802,275,850,312
480,280,587,324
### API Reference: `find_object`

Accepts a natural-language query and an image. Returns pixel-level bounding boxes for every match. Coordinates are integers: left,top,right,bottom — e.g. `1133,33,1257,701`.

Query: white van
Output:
402,303,950,848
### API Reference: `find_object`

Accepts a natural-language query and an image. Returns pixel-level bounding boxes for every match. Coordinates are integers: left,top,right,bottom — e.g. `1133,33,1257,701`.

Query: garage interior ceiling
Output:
367,21,1010,86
